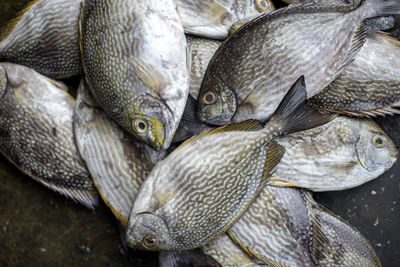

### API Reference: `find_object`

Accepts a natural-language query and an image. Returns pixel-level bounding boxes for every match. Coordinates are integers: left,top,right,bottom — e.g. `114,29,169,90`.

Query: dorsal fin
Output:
178,119,263,148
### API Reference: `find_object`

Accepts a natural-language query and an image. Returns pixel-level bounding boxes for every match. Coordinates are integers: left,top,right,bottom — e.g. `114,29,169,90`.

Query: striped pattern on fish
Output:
197,0,400,125
186,35,222,99
80,0,190,150
0,63,97,209
74,81,164,226
0,0,83,78
201,233,264,266
310,32,400,116
228,186,315,266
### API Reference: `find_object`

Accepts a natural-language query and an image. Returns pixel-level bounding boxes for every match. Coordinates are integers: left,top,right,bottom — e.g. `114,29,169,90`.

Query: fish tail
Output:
265,76,333,135
362,0,400,18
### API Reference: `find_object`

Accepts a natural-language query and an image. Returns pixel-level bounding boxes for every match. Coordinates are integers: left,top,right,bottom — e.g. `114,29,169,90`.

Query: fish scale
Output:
272,116,397,191
175,0,275,39
126,76,333,251
73,80,165,225
197,0,400,125
0,0,83,78
0,63,97,209
309,32,400,116
227,187,382,266
80,0,190,150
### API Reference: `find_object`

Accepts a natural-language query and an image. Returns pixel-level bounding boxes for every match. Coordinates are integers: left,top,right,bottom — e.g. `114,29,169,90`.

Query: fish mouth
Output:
196,109,232,126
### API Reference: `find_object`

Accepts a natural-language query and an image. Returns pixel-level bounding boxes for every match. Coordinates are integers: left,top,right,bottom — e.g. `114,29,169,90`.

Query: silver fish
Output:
73,80,165,226
80,0,190,150
125,77,332,251
201,233,265,266
197,0,400,125
0,63,97,209
0,0,83,78
176,0,275,39
228,187,382,266
309,32,400,117
271,116,397,191
187,35,222,99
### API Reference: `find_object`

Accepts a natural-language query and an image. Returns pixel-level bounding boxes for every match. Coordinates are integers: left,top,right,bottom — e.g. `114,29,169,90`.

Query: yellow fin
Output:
267,176,299,188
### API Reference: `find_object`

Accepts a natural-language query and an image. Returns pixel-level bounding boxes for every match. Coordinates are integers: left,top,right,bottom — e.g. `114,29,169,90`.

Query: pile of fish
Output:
1,0,400,266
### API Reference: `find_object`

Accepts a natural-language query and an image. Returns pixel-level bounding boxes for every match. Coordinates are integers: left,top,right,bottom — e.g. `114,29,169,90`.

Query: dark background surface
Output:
0,0,399,266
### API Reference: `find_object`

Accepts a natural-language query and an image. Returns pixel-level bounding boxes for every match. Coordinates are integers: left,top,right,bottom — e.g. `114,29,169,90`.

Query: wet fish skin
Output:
176,0,275,39
271,116,397,191
80,0,190,151
201,233,265,266
309,32,400,117
228,187,382,267
125,77,332,251
0,0,83,78
159,250,221,267
197,0,400,125
186,35,222,99
0,63,98,209
73,80,165,226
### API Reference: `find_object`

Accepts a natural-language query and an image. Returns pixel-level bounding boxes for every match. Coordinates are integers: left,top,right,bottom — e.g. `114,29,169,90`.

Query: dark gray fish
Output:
197,0,400,125
0,0,83,78
228,187,382,266
309,32,400,117
0,63,97,209
126,77,332,251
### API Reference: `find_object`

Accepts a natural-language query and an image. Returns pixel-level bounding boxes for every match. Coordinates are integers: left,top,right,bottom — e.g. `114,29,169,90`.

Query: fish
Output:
159,250,221,267
79,0,190,151
270,115,398,191
186,35,222,99
0,63,98,209
175,0,275,40
125,76,332,251
201,233,265,266
171,36,222,143
309,32,400,117
73,80,165,226
228,187,382,266
0,0,83,78
283,0,362,8
196,0,400,125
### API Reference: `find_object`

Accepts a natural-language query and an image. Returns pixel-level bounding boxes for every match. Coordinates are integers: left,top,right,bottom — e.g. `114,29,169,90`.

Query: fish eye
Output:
134,119,148,133
256,0,269,11
203,91,216,105
143,234,157,248
373,136,386,149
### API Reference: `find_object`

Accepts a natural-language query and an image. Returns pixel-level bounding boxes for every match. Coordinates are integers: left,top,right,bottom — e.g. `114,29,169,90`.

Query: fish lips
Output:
126,212,170,251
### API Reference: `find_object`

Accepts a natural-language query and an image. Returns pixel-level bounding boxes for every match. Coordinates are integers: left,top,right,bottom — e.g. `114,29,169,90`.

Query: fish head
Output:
0,65,7,97
196,78,236,125
126,212,172,251
123,95,173,151
356,121,398,173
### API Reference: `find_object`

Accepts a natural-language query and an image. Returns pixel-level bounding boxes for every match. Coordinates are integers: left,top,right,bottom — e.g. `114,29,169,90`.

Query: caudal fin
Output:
266,76,334,135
